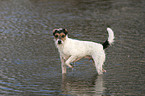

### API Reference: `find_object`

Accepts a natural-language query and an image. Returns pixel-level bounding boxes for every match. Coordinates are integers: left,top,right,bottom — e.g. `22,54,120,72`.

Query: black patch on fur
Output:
102,40,110,49
53,29,67,36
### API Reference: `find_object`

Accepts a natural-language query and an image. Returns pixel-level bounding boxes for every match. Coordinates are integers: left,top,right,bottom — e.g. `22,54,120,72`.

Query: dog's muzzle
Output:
58,40,62,44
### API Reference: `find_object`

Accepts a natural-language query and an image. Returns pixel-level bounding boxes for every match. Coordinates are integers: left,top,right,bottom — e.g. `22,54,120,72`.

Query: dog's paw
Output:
67,64,74,68
102,69,106,73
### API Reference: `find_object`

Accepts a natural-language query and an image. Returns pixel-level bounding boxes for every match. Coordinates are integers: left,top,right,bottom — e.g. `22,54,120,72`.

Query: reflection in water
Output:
62,74,105,96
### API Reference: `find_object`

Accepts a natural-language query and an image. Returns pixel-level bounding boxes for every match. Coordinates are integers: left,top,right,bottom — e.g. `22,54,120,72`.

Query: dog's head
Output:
53,28,68,45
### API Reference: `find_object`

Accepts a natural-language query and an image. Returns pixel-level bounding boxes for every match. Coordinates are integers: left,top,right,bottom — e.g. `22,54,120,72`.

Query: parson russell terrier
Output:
53,28,115,75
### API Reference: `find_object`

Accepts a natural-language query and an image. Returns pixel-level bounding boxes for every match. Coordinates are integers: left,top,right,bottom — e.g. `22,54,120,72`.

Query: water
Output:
0,0,145,95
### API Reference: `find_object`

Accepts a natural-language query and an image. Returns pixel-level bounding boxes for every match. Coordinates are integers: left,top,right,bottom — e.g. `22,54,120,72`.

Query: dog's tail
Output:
102,28,115,49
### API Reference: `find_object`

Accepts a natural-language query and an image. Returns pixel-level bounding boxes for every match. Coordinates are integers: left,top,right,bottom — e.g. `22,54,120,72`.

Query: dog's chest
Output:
56,44,71,57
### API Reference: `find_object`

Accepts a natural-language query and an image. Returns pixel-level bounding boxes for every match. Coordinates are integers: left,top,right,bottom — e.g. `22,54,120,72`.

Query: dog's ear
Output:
53,29,57,33
53,29,57,36
63,29,68,35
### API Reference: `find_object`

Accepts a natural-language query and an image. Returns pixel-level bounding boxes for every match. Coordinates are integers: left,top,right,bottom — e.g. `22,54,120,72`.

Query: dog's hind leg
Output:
65,56,77,68
91,59,106,73
92,53,105,75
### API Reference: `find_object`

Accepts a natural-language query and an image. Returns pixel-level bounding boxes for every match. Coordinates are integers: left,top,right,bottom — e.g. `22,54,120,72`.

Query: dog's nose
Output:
58,40,62,44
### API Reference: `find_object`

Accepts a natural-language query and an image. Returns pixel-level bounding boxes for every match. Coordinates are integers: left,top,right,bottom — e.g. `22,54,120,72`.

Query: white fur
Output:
54,28,115,75
107,28,115,44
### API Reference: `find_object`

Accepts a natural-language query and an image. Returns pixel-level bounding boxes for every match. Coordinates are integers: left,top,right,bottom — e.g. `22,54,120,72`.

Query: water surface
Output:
0,0,145,95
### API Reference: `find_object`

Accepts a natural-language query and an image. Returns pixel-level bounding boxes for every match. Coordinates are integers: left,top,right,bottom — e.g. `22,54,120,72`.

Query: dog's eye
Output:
61,35,65,38
55,35,58,38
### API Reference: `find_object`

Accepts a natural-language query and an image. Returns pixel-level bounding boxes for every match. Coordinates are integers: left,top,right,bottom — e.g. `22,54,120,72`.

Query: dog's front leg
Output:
60,56,67,74
65,56,77,68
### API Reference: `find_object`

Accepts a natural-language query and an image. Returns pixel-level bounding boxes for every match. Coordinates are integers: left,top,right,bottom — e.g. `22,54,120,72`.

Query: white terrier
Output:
53,28,115,75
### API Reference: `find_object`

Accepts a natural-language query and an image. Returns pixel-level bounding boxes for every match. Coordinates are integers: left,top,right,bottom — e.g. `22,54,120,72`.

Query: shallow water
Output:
0,0,145,95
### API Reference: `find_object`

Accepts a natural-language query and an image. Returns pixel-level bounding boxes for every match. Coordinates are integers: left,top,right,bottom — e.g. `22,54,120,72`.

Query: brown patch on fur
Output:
54,33,60,39
60,33,66,41
53,33,67,42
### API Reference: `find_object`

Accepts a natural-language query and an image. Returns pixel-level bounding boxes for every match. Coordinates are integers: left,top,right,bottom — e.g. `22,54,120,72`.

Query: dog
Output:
53,28,115,75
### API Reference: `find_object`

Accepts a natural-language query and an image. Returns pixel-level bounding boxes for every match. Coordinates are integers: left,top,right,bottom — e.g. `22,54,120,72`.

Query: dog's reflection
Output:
61,74,105,96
